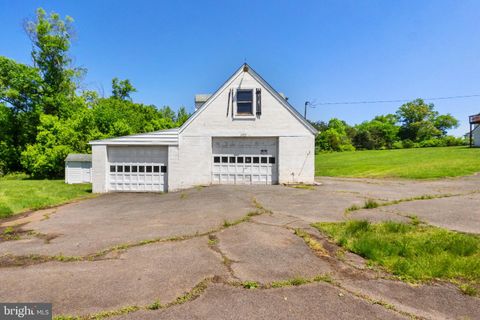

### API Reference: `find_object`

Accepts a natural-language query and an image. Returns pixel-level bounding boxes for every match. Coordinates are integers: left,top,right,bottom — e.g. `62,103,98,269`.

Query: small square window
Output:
245,157,252,164
139,166,145,173
261,157,268,164
253,157,259,164
269,157,275,164
131,166,138,173
153,166,160,173
161,165,167,173
124,166,130,173
214,156,220,163
146,166,152,173
221,156,228,163
237,157,244,163
236,89,253,115
110,165,116,172
229,156,236,163
117,165,123,173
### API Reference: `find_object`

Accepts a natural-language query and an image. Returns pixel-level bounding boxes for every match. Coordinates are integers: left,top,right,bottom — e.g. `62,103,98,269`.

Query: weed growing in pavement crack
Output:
293,229,329,256
363,199,379,209
146,300,162,310
0,226,20,240
459,283,478,297
242,281,259,289
345,193,459,214
269,274,335,288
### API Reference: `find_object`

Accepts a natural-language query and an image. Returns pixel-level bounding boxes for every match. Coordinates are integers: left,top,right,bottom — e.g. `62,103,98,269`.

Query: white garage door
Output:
212,137,278,185
108,146,167,192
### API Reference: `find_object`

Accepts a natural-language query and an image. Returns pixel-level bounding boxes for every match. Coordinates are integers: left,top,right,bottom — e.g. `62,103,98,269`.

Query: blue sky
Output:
1,0,479,136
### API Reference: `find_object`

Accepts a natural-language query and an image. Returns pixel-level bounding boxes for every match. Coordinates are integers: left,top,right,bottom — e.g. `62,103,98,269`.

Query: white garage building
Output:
89,64,317,193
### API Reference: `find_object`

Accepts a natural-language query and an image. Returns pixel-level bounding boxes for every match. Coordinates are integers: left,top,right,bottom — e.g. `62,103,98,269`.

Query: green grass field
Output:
313,220,480,287
0,175,93,218
315,146,480,179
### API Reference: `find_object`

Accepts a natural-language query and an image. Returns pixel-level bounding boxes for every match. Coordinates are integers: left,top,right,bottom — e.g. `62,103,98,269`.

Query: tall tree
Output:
24,8,85,116
111,78,137,101
396,99,458,141
0,57,43,171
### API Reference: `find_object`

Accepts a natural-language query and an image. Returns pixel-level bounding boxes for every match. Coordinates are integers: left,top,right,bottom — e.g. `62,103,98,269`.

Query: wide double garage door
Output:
108,146,167,192
212,137,278,185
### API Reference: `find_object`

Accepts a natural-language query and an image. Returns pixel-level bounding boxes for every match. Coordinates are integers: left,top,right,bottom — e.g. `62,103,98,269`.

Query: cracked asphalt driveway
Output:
0,175,479,319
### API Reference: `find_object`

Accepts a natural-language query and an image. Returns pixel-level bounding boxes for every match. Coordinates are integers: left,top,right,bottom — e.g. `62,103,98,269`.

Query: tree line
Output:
1,9,463,179
310,99,462,152
0,9,189,178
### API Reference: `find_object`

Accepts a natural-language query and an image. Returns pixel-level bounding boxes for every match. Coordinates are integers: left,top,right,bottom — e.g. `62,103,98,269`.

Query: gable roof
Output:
89,64,317,146
179,63,318,135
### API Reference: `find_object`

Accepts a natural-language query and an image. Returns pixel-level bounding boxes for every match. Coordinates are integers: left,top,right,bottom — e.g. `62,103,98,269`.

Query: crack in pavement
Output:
0,198,272,268
206,234,240,281
53,272,421,320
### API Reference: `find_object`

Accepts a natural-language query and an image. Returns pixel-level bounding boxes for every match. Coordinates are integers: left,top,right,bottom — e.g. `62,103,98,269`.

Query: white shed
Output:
89,64,317,193
65,154,92,184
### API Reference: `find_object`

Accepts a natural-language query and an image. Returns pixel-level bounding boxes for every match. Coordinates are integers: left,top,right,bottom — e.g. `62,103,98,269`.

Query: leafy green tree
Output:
175,106,190,125
111,78,137,101
24,8,85,117
396,99,458,142
21,114,74,177
434,114,459,136
316,118,355,152
353,114,399,149
309,120,329,133
0,57,44,171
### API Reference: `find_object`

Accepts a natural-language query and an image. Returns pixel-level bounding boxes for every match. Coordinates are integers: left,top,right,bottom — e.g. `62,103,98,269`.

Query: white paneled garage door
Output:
108,146,167,192
212,137,278,185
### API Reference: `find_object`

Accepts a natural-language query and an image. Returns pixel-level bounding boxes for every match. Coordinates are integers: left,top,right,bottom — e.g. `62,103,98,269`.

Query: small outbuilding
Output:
65,154,92,184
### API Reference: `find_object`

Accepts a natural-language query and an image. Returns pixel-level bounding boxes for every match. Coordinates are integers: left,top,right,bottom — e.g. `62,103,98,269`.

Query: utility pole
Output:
304,101,310,119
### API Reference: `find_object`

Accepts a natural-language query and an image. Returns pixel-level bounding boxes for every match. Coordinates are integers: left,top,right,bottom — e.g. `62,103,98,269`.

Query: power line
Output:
316,94,480,106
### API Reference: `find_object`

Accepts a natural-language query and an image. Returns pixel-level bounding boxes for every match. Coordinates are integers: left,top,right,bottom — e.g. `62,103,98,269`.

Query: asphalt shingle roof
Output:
65,153,92,162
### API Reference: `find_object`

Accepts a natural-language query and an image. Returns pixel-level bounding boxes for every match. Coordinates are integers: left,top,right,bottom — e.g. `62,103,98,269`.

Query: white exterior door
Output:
212,137,278,185
108,146,167,192
81,162,92,183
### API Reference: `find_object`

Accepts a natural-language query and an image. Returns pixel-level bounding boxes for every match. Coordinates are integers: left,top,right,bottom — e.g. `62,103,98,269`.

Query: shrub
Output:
401,139,415,149
392,141,404,149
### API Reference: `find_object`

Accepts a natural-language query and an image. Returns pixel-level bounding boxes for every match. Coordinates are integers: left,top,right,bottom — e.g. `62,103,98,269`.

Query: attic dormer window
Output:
236,89,253,115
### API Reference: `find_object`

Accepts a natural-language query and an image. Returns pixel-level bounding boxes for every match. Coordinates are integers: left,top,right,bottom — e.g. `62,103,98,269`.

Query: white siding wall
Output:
92,145,108,193
278,136,315,184
168,136,212,191
172,71,315,189
474,127,480,147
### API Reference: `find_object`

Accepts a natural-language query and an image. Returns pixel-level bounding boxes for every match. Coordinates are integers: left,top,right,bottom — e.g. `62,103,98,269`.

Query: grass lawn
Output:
315,146,480,179
0,175,93,218
313,220,480,287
